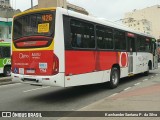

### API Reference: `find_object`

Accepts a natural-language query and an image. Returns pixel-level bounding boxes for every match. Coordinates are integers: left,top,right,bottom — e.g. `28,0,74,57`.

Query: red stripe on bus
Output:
65,51,118,75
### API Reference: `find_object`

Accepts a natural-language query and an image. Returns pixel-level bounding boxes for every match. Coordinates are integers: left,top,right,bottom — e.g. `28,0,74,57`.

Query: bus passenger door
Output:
153,41,158,69
127,33,136,75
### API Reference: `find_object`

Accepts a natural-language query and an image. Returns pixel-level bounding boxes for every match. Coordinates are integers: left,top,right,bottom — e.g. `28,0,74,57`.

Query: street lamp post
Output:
31,0,33,9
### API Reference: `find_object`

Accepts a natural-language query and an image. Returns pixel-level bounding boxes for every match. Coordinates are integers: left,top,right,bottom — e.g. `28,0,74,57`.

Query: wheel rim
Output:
112,70,118,85
5,68,11,76
6,70,11,76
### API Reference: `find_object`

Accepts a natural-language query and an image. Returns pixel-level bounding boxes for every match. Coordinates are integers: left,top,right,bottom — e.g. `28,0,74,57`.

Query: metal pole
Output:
31,0,33,9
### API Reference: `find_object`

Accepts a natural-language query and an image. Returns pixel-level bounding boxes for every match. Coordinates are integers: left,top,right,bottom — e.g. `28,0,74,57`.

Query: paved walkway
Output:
59,72,160,120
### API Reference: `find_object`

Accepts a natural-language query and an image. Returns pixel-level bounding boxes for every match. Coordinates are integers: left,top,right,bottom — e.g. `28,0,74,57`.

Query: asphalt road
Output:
0,67,160,120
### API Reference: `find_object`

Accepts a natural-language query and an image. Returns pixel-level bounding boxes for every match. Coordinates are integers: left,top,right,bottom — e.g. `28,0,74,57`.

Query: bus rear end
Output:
12,8,64,87
0,42,11,76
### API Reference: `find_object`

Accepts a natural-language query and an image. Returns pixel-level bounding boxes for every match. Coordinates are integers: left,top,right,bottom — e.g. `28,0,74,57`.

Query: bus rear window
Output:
13,11,55,40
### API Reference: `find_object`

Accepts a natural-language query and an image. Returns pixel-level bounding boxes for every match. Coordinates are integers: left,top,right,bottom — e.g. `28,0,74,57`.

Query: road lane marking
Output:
23,86,50,93
124,87,131,91
151,76,154,78
134,82,141,86
108,93,118,98
0,83,22,88
143,79,148,81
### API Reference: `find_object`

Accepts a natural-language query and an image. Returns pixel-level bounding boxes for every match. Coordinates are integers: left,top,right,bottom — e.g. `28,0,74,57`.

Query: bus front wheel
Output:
144,65,149,76
4,66,11,77
108,67,120,89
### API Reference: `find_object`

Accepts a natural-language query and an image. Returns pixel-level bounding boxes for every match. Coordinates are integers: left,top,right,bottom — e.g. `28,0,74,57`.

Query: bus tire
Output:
3,66,11,77
144,65,149,76
109,67,120,89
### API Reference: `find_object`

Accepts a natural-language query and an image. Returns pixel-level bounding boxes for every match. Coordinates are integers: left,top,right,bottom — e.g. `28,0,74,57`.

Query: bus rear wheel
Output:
144,65,149,76
108,67,120,89
4,66,11,77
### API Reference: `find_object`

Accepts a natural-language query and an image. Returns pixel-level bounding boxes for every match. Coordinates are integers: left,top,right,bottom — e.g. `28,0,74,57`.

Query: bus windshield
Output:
0,46,10,58
13,11,55,40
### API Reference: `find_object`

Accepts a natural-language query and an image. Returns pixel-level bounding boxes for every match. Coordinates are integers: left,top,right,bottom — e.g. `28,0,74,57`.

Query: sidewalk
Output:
59,72,160,120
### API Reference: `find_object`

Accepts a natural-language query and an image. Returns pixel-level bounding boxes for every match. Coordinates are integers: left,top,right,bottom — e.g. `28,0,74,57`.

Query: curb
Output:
0,77,11,80
0,77,12,85
0,81,14,86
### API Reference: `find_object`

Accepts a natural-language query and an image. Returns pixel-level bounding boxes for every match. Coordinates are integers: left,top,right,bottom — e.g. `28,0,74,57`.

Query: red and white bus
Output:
12,7,158,88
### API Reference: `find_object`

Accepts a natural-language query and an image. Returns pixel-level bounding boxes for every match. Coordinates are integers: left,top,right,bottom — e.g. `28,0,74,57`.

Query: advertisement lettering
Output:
3,58,11,65
19,53,29,59
32,53,41,59
32,53,41,57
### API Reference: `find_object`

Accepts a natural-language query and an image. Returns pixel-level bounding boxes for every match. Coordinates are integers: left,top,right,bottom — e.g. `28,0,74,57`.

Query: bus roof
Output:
57,7,155,39
13,7,155,39
13,7,56,18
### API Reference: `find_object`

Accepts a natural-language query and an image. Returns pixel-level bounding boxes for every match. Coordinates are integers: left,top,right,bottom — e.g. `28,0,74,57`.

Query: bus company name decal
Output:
3,58,11,65
19,53,29,59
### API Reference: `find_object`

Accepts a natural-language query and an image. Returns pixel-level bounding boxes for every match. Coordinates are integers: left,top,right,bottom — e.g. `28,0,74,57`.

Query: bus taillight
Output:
53,54,59,75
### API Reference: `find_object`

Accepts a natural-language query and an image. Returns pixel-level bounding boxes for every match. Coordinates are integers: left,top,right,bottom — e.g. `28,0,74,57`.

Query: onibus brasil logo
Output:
3,58,11,66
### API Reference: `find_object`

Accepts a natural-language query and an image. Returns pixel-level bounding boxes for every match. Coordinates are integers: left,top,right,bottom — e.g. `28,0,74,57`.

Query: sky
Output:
10,0,160,21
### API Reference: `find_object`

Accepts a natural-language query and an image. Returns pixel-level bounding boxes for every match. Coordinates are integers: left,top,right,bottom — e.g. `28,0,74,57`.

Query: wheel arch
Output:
111,64,120,77
148,60,152,70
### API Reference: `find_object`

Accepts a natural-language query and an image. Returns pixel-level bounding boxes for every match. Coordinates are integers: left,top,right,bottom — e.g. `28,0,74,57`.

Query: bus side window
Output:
76,34,82,47
70,19,95,49
96,25,114,50
96,26,104,49
104,28,114,50
137,36,146,52
114,30,126,50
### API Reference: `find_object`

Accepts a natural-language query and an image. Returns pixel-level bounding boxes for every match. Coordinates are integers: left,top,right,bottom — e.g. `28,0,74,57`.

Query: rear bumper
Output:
11,73,65,87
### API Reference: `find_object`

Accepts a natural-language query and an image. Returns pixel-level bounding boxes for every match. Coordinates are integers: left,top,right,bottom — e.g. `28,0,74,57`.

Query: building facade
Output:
121,18,152,35
0,0,17,42
0,17,12,42
38,0,67,9
0,0,21,18
122,5,160,39
38,0,89,15
0,0,10,7
0,0,11,42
